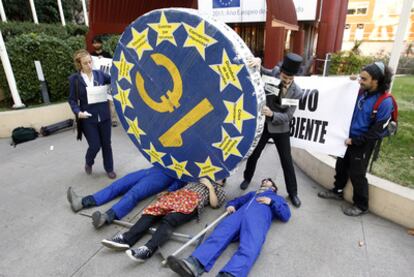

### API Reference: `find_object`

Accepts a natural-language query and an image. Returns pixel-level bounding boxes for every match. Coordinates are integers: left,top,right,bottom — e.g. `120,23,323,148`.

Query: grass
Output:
370,76,414,188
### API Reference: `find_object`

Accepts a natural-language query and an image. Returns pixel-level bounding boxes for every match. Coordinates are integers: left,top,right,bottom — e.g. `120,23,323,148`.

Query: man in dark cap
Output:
318,61,394,216
90,35,112,59
239,53,303,208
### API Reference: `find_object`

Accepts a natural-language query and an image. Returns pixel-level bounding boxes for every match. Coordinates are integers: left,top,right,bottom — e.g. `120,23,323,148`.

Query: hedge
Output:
0,21,88,41
0,32,85,106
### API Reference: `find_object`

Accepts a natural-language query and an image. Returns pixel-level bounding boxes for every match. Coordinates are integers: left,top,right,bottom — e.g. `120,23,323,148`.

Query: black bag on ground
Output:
40,119,74,136
11,127,38,145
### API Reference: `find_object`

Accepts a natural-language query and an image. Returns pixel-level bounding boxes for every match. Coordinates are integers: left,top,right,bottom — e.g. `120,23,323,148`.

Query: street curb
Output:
292,148,414,228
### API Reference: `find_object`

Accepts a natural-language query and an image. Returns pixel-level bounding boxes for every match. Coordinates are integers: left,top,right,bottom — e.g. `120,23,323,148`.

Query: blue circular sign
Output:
111,8,265,182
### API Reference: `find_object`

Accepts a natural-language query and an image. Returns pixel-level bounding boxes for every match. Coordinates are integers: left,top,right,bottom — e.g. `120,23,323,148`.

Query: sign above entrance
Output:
198,0,317,23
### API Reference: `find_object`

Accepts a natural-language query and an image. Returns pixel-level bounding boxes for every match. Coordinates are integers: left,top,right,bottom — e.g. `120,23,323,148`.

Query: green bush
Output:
329,51,375,75
0,21,87,41
102,34,121,57
0,33,85,106
0,21,88,107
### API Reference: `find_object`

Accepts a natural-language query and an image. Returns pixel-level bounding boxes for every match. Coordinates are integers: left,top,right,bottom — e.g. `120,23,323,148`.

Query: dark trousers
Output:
82,119,113,172
333,142,375,211
123,211,196,252
243,127,298,196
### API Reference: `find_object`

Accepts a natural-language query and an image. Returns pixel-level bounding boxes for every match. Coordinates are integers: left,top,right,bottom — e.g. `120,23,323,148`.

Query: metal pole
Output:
322,53,331,77
57,0,66,26
81,0,89,27
162,211,229,265
0,0,7,22
78,211,192,240
34,60,50,104
0,31,25,108
29,0,39,24
389,0,414,89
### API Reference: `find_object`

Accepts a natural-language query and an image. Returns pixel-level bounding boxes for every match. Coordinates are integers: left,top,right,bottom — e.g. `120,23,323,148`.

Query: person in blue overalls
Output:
318,61,394,216
67,166,185,228
167,178,291,277
68,49,116,179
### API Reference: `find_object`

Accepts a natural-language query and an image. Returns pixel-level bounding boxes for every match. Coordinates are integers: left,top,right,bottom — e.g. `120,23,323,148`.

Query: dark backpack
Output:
371,91,398,136
11,127,38,146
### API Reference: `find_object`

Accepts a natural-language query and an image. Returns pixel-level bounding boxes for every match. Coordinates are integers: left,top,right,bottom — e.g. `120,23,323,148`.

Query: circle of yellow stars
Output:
112,11,259,180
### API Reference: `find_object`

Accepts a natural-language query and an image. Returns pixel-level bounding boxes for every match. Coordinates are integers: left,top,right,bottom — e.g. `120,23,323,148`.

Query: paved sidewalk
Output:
0,127,413,277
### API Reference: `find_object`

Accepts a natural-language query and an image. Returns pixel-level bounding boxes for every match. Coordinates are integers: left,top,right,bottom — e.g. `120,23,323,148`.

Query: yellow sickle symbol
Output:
136,53,182,113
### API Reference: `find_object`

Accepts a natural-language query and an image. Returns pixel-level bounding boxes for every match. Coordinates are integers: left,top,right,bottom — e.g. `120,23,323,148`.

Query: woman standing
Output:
68,49,116,179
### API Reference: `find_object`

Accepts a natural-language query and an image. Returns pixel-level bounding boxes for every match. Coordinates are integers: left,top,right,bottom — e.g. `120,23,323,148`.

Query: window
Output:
347,2,369,16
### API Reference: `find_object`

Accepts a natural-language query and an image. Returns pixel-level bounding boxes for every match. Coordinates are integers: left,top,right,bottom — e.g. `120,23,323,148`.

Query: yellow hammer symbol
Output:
159,98,214,147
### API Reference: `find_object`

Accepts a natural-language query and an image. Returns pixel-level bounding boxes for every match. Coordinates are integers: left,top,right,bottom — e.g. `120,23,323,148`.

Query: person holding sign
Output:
167,178,290,277
240,53,303,208
68,49,116,179
318,62,394,216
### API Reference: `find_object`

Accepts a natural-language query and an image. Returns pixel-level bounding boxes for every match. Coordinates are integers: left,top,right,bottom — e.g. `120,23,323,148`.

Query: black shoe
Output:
101,233,130,250
125,246,152,262
342,205,368,216
289,195,301,207
239,180,250,190
84,164,92,175
167,256,197,277
318,190,344,200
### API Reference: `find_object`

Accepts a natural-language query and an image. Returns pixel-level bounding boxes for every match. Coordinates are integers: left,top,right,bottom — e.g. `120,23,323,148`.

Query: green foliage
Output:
329,51,374,75
0,21,88,107
0,21,87,41
3,0,82,24
371,76,414,188
102,35,121,57
1,33,73,104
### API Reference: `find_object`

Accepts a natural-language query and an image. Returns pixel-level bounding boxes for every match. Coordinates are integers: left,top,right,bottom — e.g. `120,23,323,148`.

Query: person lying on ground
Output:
167,178,290,277
67,166,185,228
100,177,226,262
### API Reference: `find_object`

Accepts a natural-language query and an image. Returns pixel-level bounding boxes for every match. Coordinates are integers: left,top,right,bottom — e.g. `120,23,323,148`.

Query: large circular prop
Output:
111,8,265,181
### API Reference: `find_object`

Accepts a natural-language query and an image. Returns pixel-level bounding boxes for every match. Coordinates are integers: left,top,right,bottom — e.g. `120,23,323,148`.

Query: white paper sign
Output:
265,84,279,96
92,56,112,75
281,98,299,106
262,75,280,86
290,76,359,157
87,85,110,104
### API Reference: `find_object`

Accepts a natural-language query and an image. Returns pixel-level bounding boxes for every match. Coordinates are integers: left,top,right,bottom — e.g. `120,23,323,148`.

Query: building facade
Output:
343,0,414,55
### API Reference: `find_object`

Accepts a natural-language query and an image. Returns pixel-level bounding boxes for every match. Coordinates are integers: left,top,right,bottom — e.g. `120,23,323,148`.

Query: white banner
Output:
91,56,112,75
198,0,317,23
290,76,359,157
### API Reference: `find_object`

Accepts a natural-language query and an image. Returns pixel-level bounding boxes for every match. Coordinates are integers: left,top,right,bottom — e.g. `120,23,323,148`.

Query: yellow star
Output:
143,142,166,166
194,156,222,180
113,51,134,84
127,27,153,60
113,82,133,113
147,11,181,46
126,117,146,144
183,21,217,60
167,156,192,179
210,49,244,92
223,94,255,133
212,127,243,161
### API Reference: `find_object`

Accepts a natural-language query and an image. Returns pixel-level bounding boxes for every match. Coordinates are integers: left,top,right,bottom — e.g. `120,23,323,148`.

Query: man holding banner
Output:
318,62,394,216
240,53,303,208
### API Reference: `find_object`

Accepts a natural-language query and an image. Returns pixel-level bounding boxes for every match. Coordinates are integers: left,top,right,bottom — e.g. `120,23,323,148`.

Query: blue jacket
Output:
68,70,111,123
226,189,291,223
350,90,393,146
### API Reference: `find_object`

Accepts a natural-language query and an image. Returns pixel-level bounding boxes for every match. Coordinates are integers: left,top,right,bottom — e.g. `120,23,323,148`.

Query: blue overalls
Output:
192,189,291,277
92,167,185,219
